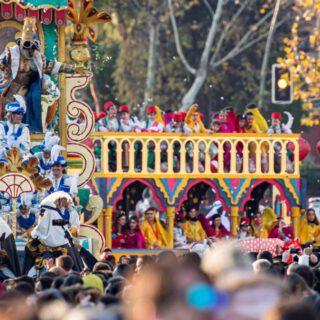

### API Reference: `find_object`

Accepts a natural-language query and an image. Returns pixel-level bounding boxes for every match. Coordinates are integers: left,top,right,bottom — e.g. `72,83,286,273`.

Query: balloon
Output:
317,141,320,154
298,137,310,161
287,137,310,161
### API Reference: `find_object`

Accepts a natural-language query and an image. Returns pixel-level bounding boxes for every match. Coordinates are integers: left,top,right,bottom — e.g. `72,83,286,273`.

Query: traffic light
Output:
272,64,293,104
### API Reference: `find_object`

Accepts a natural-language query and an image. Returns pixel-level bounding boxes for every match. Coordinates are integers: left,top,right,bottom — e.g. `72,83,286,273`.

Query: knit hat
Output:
240,217,250,226
173,112,183,122
104,101,116,112
146,106,157,114
119,105,130,113
82,274,104,294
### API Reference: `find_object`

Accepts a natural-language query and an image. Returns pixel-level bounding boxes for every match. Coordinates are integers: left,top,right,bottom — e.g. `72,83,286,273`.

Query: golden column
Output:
98,207,113,248
292,206,301,239
230,206,239,236
166,207,175,248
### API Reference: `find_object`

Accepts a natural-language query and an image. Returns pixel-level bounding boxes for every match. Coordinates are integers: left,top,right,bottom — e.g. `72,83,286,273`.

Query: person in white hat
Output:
0,95,30,157
33,132,61,177
25,191,81,275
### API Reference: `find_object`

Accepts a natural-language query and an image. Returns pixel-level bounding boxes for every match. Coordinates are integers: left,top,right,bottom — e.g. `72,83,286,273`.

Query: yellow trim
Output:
58,26,67,152
283,178,300,205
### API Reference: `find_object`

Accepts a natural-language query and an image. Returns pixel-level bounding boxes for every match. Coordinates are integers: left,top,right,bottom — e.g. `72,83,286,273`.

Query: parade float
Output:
0,0,308,260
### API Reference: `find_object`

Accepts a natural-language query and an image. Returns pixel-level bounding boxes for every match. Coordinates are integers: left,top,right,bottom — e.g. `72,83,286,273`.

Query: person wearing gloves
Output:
33,132,61,176
0,95,30,157
25,191,82,275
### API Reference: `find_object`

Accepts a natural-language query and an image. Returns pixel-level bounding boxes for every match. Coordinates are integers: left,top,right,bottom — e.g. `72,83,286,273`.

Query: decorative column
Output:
98,207,113,248
230,206,239,236
292,206,300,239
167,207,175,248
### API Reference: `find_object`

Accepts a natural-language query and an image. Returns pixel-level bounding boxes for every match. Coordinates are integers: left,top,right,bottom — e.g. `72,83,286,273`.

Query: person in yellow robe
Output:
300,208,320,246
250,212,269,238
245,103,268,133
183,207,207,242
184,104,209,133
141,207,168,249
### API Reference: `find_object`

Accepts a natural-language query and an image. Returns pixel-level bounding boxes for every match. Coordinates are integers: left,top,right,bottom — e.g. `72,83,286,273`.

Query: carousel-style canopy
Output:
0,0,67,26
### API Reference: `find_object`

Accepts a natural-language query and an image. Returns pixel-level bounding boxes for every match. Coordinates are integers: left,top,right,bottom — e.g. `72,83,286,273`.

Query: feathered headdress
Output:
20,192,34,208
51,145,67,167
5,95,27,114
39,132,60,152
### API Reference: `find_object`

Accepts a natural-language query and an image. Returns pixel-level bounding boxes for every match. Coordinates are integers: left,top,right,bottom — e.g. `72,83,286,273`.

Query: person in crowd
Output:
269,217,293,242
33,132,61,176
119,105,140,132
16,192,39,238
238,217,252,239
244,111,260,134
183,207,207,243
138,106,164,133
173,213,188,248
125,216,146,249
26,191,81,276
250,212,269,238
112,212,127,249
245,102,269,133
140,207,168,249
300,208,320,246
0,95,30,157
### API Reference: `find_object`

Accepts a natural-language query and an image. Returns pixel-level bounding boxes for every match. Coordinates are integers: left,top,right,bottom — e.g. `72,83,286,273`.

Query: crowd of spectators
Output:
0,242,319,320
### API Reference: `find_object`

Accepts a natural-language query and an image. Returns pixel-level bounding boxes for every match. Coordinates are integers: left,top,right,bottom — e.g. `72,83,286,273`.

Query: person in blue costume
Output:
0,95,30,157
0,17,79,133
33,132,61,177
16,192,39,239
48,145,78,199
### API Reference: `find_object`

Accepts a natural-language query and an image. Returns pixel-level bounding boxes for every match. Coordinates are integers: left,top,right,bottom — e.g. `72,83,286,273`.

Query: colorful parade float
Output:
0,0,310,263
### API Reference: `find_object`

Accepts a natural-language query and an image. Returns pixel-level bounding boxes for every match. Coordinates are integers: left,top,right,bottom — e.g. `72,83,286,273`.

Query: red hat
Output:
173,112,183,122
119,105,130,113
271,112,282,120
240,217,250,226
104,101,115,111
175,213,186,223
146,106,157,114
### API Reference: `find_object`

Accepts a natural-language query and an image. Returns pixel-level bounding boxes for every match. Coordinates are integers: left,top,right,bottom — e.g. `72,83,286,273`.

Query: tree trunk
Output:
181,68,208,111
142,20,159,117
259,0,282,109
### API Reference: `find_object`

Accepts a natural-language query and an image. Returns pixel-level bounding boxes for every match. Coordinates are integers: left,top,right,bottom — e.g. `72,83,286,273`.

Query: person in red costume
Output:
125,216,146,249
269,218,293,243
210,214,231,240
112,212,127,249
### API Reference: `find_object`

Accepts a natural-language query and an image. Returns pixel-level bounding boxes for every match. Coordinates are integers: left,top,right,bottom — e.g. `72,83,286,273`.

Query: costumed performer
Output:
250,212,269,239
0,17,80,133
112,211,127,249
33,131,61,176
26,191,82,276
300,208,320,246
0,95,30,157
183,207,207,242
125,216,146,249
173,213,188,248
0,217,21,279
16,192,39,239
141,207,168,249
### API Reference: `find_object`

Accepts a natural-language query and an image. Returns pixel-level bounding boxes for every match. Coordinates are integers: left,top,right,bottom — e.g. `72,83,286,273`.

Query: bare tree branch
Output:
168,0,197,75
203,0,214,17
210,0,250,64
211,19,287,69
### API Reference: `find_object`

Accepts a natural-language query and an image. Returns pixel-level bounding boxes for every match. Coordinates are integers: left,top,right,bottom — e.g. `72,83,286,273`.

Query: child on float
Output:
300,208,320,246
173,213,188,248
238,217,253,240
183,207,207,243
112,211,127,249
